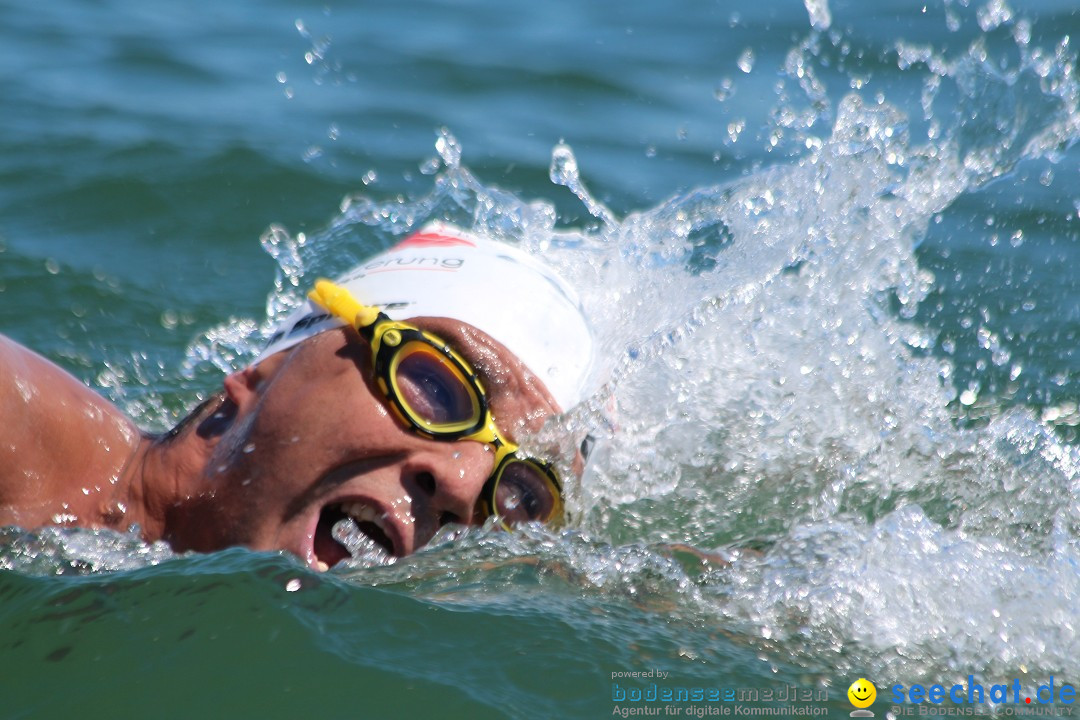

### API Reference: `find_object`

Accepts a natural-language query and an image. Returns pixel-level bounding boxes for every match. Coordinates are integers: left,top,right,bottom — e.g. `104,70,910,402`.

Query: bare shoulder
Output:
0,335,53,453
0,335,141,528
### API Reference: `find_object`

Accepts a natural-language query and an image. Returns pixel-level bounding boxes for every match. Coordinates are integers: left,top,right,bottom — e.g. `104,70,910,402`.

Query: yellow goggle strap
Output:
309,279,381,334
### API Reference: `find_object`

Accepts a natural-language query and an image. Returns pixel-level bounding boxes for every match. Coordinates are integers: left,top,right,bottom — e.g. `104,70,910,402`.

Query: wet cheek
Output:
206,416,298,503
220,411,258,458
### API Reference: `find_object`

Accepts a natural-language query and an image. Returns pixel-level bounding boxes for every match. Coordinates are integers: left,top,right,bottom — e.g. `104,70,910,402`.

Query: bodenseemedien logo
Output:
848,678,876,717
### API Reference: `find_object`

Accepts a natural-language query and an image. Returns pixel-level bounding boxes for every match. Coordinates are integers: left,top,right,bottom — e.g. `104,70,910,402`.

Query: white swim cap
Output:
258,222,596,410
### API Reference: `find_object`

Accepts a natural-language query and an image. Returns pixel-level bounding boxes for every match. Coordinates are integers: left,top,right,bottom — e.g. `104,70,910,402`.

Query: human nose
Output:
403,440,495,529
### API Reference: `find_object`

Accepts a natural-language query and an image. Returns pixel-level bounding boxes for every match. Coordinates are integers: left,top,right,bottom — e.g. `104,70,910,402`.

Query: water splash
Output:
331,517,396,568
27,0,1080,685
549,142,616,228
0,526,176,575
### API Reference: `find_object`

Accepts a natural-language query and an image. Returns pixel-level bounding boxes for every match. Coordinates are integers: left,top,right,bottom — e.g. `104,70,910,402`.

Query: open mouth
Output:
312,500,397,570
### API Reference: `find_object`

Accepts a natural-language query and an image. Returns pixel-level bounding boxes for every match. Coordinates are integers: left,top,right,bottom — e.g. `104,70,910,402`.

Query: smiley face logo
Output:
848,678,876,709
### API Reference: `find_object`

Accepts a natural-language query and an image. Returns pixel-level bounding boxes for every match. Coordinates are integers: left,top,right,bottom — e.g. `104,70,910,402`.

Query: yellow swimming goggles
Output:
308,279,564,530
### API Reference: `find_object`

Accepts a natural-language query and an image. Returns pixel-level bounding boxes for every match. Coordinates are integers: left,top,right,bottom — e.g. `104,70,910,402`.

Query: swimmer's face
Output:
167,320,562,570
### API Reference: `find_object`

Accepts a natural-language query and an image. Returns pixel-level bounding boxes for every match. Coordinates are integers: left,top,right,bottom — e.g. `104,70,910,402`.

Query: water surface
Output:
3,0,1080,716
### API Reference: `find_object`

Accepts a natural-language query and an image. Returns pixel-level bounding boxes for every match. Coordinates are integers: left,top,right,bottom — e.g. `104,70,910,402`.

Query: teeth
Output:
341,501,381,523
340,501,391,539
316,560,329,572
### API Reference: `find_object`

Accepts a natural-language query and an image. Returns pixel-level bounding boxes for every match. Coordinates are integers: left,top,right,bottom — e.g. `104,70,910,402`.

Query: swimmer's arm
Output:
0,334,50,506
0,335,139,523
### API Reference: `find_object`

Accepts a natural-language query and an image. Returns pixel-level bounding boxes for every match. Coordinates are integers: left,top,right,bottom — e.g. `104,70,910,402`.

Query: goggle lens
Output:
390,342,482,431
489,458,562,526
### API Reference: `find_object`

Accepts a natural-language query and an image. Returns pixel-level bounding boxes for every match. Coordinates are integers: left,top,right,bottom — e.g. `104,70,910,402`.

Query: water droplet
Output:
803,0,832,30
726,119,746,144
550,142,579,185
714,77,735,102
945,8,962,31
977,0,1012,32
737,48,755,74
434,127,461,167
419,156,440,175
1013,18,1031,46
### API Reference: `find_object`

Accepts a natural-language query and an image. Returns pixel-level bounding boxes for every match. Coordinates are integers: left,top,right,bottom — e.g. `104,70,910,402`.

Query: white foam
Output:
60,0,1080,682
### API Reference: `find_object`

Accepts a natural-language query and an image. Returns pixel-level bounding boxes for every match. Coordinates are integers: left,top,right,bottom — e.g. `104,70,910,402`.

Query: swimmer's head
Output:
257,222,596,411
159,224,596,569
